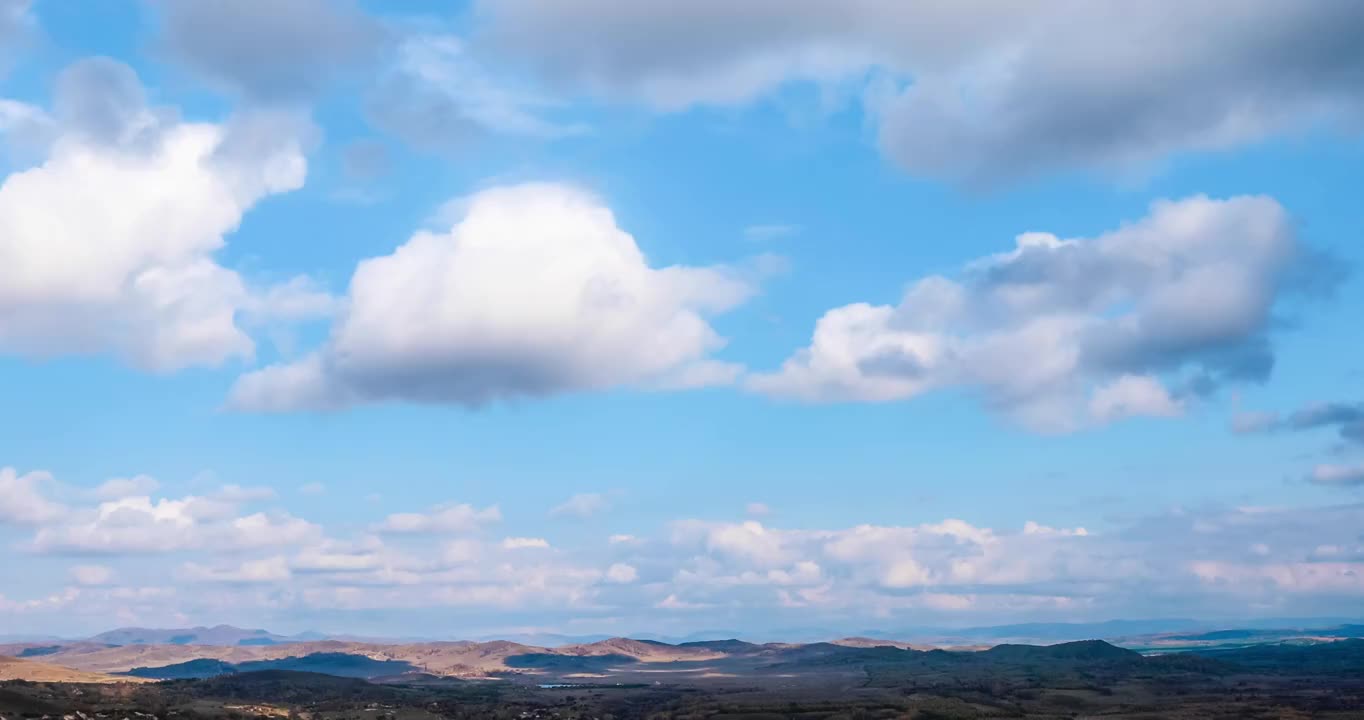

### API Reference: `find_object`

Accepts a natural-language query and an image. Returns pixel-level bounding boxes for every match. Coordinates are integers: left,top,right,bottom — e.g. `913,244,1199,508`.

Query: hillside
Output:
0,655,144,684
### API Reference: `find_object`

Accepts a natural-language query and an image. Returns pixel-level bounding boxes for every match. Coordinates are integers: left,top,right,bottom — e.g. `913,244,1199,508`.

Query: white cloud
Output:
30,491,320,554
183,556,292,584
298,482,326,496
0,58,329,371
745,502,771,517
551,492,609,518
674,520,793,568
1308,464,1364,488
655,593,711,610
478,1,1364,182
1191,560,1364,594
229,182,760,411
92,475,160,500
750,195,1314,431
502,536,551,550
0,467,66,525
7,468,1364,629
293,542,383,572
378,503,501,534
1090,375,1184,424
369,33,586,148
69,564,113,586
605,562,638,584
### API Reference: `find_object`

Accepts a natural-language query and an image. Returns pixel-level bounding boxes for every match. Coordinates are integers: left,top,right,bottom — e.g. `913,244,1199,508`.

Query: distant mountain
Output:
0,635,64,644
89,625,294,647
14,635,1364,687
475,632,614,647
929,619,1207,642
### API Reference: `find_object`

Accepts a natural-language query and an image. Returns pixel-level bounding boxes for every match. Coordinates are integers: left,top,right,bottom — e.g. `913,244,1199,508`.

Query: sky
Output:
0,0,1363,640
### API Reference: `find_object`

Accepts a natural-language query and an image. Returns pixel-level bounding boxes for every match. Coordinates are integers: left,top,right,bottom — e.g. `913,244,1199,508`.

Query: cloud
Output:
30,491,320,554
1234,400,1364,445
183,556,292,584
750,195,1325,431
477,1,1364,182
229,182,761,411
745,502,771,517
298,482,326,496
7,466,1364,630
378,503,501,534
93,475,160,500
1308,464,1364,488
0,98,54,164
654,505,1364,615
551,493,609,519
1089,375,1184,424
0,468,66,525
605,562,638,584
0,0,29,40
293,543,383,573
502,537,551,550
0,58,330,371
368,33,586,149
0,0,33,74
153,0,385,102
69,565,114,586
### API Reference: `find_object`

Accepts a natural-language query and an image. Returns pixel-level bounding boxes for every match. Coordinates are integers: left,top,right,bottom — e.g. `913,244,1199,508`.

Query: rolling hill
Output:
0,655,145,684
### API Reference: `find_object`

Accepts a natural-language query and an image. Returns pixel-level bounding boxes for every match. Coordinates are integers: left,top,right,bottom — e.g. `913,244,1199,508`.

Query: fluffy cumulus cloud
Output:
0,58,332,371
20,478,320,555
153,0,385,101
749,195,1321,431
229,182,760,411
5,467,1364,631
647,505,1364,618
0,467,66,525
476,0,1364,182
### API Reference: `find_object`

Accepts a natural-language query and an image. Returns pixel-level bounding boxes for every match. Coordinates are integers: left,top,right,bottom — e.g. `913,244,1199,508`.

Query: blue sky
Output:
1,0,1363,639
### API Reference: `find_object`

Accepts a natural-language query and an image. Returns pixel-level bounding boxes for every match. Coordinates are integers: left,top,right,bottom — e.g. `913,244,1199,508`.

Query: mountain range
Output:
19,617,1364,648
2,620,1363,685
